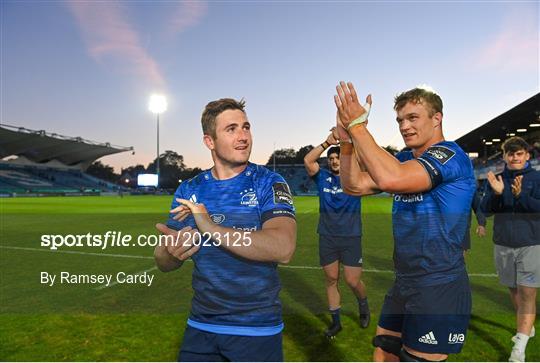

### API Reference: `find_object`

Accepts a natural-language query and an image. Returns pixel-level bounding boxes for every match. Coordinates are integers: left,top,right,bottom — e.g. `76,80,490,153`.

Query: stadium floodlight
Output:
149,94,167,187
492,139,501,142
516,128,527,133
485,141,493,145
149,94,167,114
529,123,540,127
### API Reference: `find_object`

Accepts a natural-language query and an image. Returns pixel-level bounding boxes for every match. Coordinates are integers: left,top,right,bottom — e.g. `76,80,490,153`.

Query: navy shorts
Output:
319,234,362,267
178,325,283,362
378,273,471,354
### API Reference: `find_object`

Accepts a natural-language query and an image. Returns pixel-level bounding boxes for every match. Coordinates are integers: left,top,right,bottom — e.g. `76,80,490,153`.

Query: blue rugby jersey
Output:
393,141,475,286
166,162,295,336
312,168,362,236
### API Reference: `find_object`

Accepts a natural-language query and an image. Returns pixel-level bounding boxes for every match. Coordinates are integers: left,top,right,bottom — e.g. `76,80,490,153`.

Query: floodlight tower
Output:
149,94,167,186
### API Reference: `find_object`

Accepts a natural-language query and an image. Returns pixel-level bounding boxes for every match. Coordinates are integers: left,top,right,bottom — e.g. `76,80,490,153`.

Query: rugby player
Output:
334,82,475,362
482,137,539,362
304,131,370,338
154,98,297,361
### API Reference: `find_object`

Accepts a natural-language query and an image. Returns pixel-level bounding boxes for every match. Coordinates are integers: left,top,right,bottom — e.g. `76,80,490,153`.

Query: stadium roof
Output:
455,93,540,155
0,124,133,167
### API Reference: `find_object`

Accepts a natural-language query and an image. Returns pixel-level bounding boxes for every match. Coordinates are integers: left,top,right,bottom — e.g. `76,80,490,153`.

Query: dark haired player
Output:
483,136,539,362
154,98,296,361
304,129,370,338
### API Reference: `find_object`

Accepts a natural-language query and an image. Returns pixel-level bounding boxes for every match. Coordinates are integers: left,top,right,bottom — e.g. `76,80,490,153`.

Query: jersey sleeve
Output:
258,172,296,224
416,144,468,189
311,168,328,189
166,181,196,230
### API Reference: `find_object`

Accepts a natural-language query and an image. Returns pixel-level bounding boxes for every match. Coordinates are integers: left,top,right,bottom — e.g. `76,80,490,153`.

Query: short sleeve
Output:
258,173,296,224
416,144,467,189
311,168,329,189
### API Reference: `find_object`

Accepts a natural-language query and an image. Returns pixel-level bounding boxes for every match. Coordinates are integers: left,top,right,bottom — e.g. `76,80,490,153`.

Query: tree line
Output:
87,145,400,188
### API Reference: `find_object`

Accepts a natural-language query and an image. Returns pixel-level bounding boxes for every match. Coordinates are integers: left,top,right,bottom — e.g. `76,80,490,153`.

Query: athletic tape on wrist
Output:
347,103,371,130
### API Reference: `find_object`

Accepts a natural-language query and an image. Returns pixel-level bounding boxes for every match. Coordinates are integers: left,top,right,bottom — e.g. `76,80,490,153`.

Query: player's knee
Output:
517,285,537,300
344,275,359,289
372,335,402,356
399,348,447,362
325,276,338,287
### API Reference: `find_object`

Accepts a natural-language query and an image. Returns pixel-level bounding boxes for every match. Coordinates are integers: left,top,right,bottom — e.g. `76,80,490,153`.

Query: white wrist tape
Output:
347,103,371,130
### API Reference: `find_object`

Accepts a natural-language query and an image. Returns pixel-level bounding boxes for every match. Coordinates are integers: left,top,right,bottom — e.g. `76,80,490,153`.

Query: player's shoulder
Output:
421,141,469,166
175,169,209,193
248,162,287,184
395,149,413,162
317,168,331,178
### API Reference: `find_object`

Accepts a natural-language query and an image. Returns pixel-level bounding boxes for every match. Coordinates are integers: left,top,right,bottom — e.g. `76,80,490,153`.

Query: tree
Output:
148,150,187,189
295,145,314,164
86,161,118,182
383,145,400,156
266,148,298,165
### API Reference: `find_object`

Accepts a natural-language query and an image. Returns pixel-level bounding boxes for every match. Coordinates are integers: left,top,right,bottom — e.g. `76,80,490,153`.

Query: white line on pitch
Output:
0,245,497,277
0,245,153,260
95,266,158,290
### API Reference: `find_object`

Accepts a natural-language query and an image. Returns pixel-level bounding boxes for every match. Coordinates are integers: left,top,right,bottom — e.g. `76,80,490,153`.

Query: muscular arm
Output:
203,217,297,264
348,125,431,194
334,81,431,194
304,130,338,177
339,141,380,196
172,199,297,264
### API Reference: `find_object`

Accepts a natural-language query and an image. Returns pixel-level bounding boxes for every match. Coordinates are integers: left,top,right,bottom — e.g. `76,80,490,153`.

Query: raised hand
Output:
511,175,523,197
335,112,351,142
334,81,372,129
326,127,340,145
487,171,504,195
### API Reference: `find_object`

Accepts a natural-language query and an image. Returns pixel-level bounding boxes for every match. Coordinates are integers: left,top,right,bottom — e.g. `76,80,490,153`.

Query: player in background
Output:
463,185,487,252
482,136,539,362
334,82,475,362
154,98,297,362
304,128,370,338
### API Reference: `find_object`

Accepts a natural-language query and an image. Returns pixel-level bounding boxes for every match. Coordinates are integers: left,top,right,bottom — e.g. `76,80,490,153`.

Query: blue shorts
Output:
178,325,283,362
319,234,362,267
378,273,471,354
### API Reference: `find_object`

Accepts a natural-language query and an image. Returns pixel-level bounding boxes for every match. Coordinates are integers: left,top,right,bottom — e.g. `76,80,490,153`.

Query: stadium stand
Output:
275,93,540,196
0,124,133,196
455,93,540,178
272,164,317,195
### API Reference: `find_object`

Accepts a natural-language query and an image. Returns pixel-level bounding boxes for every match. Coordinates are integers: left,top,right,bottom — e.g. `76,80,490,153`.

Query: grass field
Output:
0,195,538,361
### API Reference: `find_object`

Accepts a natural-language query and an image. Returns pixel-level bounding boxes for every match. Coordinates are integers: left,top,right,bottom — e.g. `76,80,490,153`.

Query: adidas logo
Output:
326,177,332,182
418,331,438,345
189,194,197,204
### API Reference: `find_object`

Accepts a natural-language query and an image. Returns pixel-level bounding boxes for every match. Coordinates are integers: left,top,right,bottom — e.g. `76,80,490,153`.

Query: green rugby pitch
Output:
0,195,538,361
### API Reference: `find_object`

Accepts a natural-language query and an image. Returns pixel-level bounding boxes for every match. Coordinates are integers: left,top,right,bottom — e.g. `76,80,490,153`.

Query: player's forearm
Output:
303,143,326,175
340,142,378,195
349,125,404,191
205,223,296,264
154,245,183,272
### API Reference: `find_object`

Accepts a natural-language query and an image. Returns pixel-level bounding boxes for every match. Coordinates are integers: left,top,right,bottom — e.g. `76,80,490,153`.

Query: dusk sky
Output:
2,1,538,171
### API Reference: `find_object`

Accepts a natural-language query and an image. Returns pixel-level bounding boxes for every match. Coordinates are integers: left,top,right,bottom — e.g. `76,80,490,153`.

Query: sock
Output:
513,332,530,351
329,307,341,326
357,297,369,314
